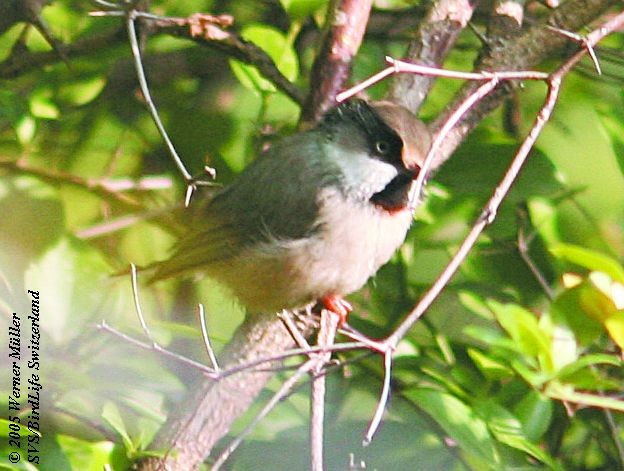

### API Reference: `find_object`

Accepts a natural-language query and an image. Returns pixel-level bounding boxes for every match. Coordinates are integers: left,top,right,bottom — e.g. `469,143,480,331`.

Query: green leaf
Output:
555,353,622,382
229,25,299,94
101,402,133,452
0,89,29,124
280,0,327,19
458,291,494,320
406,389,500,466
545,382,624,412
24,236,111,342
56,434,128,471
467,348,513,381
604,312,624,349
550,244,624,283
16,116,37,144
550,283,604,346
599,109,624,178
474,399,560,469
512,390,553,442
30,95,59,119
487,300,552,370
58,77,107,106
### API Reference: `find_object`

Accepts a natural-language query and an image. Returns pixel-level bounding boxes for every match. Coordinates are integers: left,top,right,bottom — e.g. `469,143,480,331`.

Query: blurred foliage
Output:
1,1,623,470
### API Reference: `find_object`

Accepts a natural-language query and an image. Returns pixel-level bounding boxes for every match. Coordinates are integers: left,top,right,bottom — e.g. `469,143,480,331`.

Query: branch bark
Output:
145,13,306,105
431,0,619,167
388,0,477,114
300,0,373,125
124,1,619,469
138,312,315,470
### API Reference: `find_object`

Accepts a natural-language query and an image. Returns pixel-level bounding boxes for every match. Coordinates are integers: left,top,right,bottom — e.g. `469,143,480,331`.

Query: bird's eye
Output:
375,140,390,155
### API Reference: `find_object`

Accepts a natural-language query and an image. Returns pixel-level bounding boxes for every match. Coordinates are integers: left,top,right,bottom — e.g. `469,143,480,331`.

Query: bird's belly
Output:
293,188,413,298
210,188,412,313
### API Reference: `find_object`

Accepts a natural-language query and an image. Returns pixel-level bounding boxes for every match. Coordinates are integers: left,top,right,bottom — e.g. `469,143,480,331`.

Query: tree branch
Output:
143,12,306,105
388,0,477,113
431,0,619,167
137,312,316,470
300,0,373,125
0,26,126,79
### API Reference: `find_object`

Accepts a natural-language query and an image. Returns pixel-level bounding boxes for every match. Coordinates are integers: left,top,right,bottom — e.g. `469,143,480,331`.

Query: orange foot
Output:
321,294,352,325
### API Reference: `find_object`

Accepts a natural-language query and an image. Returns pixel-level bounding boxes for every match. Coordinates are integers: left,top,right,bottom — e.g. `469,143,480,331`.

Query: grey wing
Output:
151,131,337,281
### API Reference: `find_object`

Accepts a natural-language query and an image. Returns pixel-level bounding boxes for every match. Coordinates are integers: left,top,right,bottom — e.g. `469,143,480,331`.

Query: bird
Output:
149,98,431,323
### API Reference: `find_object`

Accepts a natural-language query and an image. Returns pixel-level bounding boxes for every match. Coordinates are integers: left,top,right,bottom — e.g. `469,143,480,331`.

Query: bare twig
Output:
119,11,306,104
310,311,339,471
0,26,125,79
337,57,549,103
0,157,143,211
385,9,624,348
97,320,218,376
212,357,316,470
124,10,216,200
198,304,220,372
432,0,618,164
516,211,556,299
212,311,317,469
130,263,154,341
363,350,393,445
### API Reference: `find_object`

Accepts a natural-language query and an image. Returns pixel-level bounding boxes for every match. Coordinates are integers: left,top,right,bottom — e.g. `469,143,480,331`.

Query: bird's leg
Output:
320,294,352,325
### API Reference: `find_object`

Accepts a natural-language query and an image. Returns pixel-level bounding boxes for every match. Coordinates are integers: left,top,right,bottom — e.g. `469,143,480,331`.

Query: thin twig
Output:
198,304,220,372
97,320,218,376
363,350,393,445
310,311,339,471
99,313,368,380
279,309,314,349
119,10,306,104
0,158,143,211
212,313,316,470
431,0,618,164
517,222,555,299
337,57,549,102
124,12,195,184
212,358,317,470
130,264,154,342
385,9,624,348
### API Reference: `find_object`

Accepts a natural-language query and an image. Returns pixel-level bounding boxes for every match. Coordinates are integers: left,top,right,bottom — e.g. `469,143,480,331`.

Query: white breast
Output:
204,186,413,314
291,186,413,297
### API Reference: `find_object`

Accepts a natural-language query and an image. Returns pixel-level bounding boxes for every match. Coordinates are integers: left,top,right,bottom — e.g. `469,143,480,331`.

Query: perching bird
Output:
150,98,431,322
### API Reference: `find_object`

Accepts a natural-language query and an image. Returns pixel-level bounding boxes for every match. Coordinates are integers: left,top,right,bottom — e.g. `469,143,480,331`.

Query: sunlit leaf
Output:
102,402,133,452
512,390,553,442
474,399,560,469
406,389,500,466
467,347,514,381
550,283,604,346
555,353,622,381
545,382,624,412
280,0,327,19
604,312,624,349
550,244,624,283
16,116,36,144
57,434,128,471
487,300,552,371
58,77,107,106
229,24,299,94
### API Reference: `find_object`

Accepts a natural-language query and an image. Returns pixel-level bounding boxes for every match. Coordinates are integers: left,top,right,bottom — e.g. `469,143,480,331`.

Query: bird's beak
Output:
371,101,431,179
